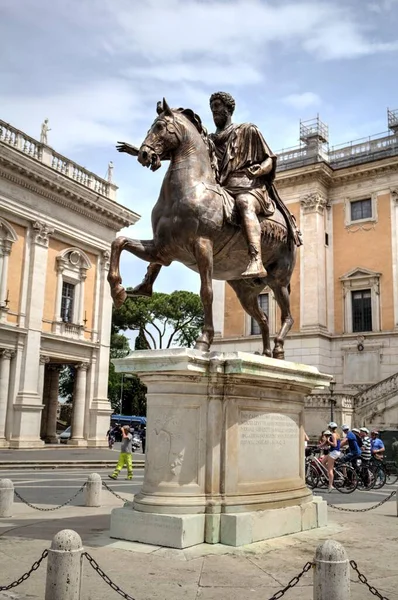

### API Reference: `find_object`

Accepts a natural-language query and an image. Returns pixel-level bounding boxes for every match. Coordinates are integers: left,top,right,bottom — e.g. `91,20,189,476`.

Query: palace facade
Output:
212,110,398,436
0,119,138,447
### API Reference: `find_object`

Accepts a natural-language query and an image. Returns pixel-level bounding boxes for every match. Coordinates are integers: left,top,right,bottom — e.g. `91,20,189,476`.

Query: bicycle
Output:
306,452,358,493
352,458,375,491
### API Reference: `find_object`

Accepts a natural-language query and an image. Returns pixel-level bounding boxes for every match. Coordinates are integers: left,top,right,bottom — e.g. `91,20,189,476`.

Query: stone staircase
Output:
354,372,398,428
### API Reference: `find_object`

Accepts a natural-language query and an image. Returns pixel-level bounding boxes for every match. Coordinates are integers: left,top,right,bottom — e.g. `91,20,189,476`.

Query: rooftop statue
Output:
108,94,302,359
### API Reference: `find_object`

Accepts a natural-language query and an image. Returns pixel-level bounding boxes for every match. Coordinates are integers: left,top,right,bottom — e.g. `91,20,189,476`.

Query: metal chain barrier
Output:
102,480,130,503
84,552,136,600
266,562,313,600
0,549,48,591
350,560,390,599
328,489,396,513
84,551,312,600
14,483,86,511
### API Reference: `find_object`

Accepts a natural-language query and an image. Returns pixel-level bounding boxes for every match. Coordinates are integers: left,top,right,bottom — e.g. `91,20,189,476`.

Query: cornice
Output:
0,145,139,231
276,161,333,189
276,154,398,188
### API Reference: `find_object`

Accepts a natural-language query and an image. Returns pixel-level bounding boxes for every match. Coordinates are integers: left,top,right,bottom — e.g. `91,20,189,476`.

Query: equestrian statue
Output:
108,92,302,359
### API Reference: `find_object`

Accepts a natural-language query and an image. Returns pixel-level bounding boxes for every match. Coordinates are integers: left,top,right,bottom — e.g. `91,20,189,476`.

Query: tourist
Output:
340,425,362,464
108,425,133,480
323,422,341,492
370,430,385,460
359,427,371,463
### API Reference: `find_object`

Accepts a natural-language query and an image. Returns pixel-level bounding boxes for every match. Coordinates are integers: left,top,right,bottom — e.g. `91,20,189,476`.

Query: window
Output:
352,289,372,332
251,293,269,335
325,232,329,246
60,282,75,323
350,198,372,222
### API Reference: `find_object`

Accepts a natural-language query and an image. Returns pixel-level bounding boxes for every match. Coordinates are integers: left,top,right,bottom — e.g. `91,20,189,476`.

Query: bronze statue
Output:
108,94,301,359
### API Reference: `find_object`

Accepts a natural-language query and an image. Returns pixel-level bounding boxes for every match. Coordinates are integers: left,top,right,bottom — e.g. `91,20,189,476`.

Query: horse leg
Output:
271,284,294,360
228,280,271,357
127,263,162,298
108,237,170,308
194,238,214,352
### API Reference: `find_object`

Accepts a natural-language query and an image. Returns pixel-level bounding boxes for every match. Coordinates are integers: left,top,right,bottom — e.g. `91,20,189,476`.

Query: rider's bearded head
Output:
210,92,235,128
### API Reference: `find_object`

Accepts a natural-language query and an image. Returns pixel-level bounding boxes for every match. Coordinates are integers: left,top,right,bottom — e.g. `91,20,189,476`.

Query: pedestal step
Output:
110,498,327,549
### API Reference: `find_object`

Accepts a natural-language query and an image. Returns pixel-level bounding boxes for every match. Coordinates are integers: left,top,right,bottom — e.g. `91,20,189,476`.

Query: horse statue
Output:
108,99,297,359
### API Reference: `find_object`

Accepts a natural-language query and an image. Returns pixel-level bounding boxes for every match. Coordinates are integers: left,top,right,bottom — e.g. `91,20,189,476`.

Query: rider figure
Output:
209,92,276,279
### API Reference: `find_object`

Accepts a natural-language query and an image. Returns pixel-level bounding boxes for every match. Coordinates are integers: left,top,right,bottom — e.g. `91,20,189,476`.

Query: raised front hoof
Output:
194,340,210,353
111,285,127,309
127,283,153,298
272,349,285,360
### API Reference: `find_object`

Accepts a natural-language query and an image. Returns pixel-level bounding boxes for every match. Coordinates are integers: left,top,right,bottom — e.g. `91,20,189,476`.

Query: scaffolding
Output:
387,108,398,133
299,115,329,146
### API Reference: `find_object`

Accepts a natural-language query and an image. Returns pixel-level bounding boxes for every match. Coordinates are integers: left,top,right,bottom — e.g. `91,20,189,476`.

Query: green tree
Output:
112,290,204,349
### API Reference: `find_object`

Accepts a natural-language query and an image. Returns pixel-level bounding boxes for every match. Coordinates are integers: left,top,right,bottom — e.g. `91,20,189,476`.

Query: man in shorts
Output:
340,425,361,463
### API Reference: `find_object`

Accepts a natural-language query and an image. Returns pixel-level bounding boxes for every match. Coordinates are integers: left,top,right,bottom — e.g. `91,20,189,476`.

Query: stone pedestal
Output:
110,349,330,548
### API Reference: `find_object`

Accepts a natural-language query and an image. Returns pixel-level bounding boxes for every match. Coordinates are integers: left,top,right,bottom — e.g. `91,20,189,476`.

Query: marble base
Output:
110,349,331,548
110,508,205,549
67,439,88,447
110,498,327,549
220,499,326,546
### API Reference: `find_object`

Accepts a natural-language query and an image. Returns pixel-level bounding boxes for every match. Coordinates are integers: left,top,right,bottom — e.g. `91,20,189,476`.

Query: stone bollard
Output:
313,539,350,600
45,529,83,600
84,473,102,507
0,479,14,517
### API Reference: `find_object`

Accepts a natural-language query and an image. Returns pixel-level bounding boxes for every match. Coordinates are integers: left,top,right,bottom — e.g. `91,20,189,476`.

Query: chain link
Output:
266,562,313,600
14,483,86,511
328,489,396,512
0,549,48,591
350,560,390,599
102,480,130,503
84,552,136,600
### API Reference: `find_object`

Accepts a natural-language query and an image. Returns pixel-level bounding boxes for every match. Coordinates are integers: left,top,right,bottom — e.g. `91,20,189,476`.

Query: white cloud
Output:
124,61,263,86
97,0,398,63
282,92,321,110
0,79,147,153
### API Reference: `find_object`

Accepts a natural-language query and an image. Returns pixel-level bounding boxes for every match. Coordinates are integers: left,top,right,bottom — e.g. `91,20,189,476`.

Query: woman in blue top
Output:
323,422,341,492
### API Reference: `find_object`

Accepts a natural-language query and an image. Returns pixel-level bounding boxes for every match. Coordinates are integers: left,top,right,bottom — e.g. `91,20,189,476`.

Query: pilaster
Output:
0,349,15,446
300,192,329,332
11,220,52,448
88,250,112,445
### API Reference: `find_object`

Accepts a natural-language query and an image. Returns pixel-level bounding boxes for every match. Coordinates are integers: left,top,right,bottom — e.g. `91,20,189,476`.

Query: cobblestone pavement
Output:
0,471,396,599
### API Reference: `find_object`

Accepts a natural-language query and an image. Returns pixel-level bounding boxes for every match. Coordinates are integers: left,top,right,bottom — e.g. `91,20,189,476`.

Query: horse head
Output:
138,98,181,171
138,99,207,172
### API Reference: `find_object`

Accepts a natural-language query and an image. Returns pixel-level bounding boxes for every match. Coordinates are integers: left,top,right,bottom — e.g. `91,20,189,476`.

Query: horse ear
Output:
163,97,173,116
156,101,163,115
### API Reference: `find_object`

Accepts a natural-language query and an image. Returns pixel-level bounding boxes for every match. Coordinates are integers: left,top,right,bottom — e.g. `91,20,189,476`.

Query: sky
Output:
1,0,398,296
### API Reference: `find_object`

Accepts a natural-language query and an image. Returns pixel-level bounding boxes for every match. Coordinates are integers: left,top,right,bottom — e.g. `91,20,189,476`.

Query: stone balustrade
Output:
276,130,398,171
0,119,114,199
355,371,398,410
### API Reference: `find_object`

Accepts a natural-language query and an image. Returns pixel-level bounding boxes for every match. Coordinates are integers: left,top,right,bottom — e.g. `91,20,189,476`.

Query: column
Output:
52,259,65,333
300,192,328,331
0,241,11,306
70,362,89,444
45,365,62,443
78,269,87,325
0,350,14,444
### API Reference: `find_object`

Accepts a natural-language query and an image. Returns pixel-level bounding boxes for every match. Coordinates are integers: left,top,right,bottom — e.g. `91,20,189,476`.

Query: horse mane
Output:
176,107,219,182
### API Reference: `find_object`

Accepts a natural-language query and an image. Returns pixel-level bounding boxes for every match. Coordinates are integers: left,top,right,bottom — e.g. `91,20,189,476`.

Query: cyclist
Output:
323,422,341,492
359,427,371,462
340,425,362,464
370,430,385,461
